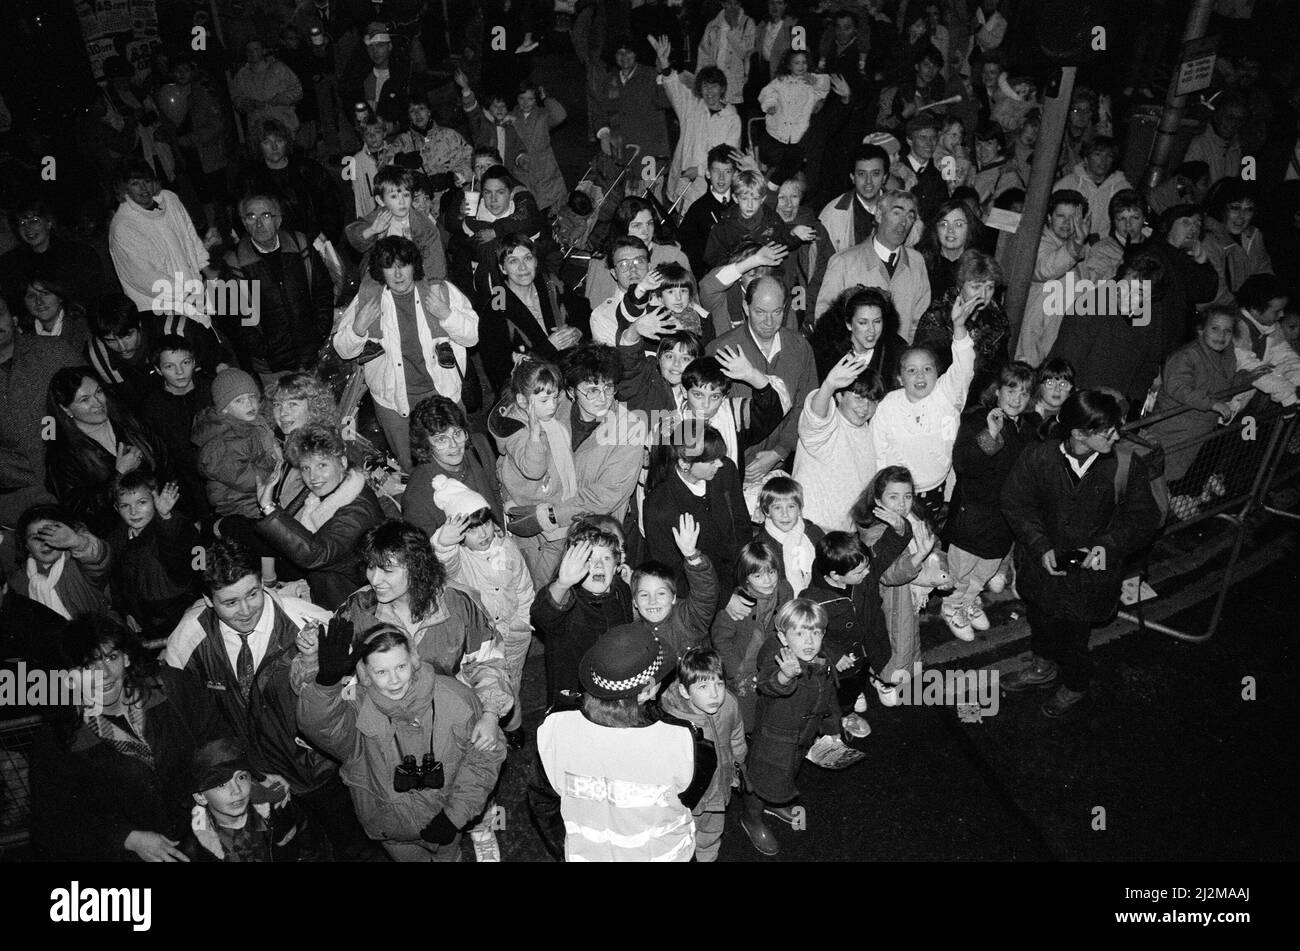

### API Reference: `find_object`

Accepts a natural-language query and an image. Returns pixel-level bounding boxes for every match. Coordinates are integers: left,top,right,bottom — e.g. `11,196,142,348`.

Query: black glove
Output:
420,810,459,845
315,616,356,686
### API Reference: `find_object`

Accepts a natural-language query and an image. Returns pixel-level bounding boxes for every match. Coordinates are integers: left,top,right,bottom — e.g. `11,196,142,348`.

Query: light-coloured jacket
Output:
697,10,757,105
814,238,932,342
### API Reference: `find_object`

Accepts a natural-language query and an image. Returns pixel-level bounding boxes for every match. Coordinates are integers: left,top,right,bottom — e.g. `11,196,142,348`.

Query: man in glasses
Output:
588,236,652,346
222,194,334,389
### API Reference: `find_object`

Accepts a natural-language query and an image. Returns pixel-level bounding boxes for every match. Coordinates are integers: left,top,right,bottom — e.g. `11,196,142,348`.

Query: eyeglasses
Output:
577,383,616,399
613,257,649,272
431,428,468,450
242,212,281,223
1043,379,1073,389
16,216,46,227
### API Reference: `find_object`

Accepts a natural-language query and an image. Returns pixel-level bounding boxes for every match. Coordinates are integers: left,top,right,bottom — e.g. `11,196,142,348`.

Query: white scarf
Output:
295,469,366,533
765,518,815,596
27,553,71,619
538,416,579,541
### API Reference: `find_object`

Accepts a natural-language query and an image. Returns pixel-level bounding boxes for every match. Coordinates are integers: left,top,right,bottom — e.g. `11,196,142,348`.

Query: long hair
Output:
810,285,900,357
268,373,340,430
47,367,161,485
20,273,86,333
360,521,447,620
918,198,986,272
850,465,916,530
60,614,159,710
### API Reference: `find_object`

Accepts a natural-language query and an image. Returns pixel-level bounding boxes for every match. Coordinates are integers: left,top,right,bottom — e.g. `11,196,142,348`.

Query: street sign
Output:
1175,36,1218,97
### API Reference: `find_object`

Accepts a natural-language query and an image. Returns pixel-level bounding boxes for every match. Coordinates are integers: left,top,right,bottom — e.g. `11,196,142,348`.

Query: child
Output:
757,50,831,184
871,295,976,525
942,362,1036,640
1025,356,1076,441
742,598,855,857
490,358,574,585
710,539,794,731
802,528,910,712
193,368,281,520
624,513,718,661
8,503,113,620
138,334,212,521
529,523,633,706
431,476,535,750
755,475,824,597
703,170,795,272
529,626,708,862
297,624,507,862
659,647,747,862
510,80,568,213
344,166,448,320
108,472,201,639
648,263,711,341
850,466,937,705
180,738,300,862
456,69,526,179
349,116,400,219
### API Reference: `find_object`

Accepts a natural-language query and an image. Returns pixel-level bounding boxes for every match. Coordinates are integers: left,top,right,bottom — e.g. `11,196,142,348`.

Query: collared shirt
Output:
34,311,65,336
908,154,929,174
678,470,708,497
219,594,275,675
748,324,783,363
1060,441,1101,479
873,236,898,269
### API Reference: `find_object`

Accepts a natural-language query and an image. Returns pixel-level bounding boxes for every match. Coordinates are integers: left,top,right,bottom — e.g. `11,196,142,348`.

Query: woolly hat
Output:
212,368,259,413
579,626,675,700
431,474,491,519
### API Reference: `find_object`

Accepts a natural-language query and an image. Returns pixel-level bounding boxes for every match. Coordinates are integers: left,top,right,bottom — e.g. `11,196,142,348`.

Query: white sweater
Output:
793,389,877,532
871,335,975,492
758,75,830,145
661,71,742,214
109,189,210,318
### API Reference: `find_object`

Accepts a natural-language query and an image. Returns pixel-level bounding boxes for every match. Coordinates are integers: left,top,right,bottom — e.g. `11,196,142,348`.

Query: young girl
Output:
851,466,937,706
741,598,855,857
871,295,977,526
1026,357,1076,441
710,540,794,731
510,81,568,213
1148,307,1258,518
757,49,831,183
754,475,824,597
432,478,535,751
9,503,112,620
942,362,1036,641
935,118,976,190
296,625,507,862
649,264,711,341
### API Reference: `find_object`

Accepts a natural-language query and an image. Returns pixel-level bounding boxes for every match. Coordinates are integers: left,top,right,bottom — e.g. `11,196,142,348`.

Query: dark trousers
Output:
297,772,387,862
1026,602,1093,692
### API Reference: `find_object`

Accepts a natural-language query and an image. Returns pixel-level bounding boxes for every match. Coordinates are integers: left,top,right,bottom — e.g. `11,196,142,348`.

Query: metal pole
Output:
1004,65,1075,337
1142,0,1217,191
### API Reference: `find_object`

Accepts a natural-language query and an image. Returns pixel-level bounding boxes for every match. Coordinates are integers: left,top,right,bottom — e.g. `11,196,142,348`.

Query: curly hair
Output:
361,520,446,620
368,235,424,283
269,372,340,430
409,395,470,465
284,423,349,467
61,613,159,709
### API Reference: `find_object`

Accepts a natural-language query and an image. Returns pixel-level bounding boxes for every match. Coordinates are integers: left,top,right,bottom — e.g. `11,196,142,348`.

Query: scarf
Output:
295,468,366,533
539,416,579,500
26,553,71,620
364,662,439,758
766,519,815,596
84,698,155,769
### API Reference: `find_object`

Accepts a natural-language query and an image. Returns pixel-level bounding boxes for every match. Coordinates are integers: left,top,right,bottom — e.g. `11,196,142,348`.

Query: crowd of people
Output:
1,0,1299,863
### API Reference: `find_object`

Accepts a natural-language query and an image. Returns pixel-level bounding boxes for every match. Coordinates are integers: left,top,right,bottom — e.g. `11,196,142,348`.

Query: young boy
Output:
754,476,824,596
344,166,447,318
742,598,855,856
702,170,795,272
138,334,213,520
350,116,401,219
193,368,282,520
180,738,300,863
871,298,975,524
529,523,634,706
659,647,747,862
623,513,717,662
108,472,202,638
802,529,910,713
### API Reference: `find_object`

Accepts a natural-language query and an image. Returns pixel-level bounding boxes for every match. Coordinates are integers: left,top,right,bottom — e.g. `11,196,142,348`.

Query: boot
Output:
1000,655,1059,692
740,793,780,856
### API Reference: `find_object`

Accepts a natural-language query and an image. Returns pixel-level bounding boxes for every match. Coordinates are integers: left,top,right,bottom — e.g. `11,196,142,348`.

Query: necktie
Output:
235,633,255,699
886,251,899,277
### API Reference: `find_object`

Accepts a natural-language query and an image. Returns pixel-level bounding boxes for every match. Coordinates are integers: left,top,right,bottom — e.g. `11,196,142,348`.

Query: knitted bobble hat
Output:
431,474,491,519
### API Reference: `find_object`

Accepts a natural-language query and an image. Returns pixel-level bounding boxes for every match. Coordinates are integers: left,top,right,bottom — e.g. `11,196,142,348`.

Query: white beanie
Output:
431,475,491,519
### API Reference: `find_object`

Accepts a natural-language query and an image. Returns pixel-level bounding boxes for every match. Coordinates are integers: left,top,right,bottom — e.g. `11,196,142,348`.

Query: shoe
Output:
986,572,1007,594
468,826,501,862
942,606,975,641
505,727,527,751
740,808,781,855
1041,685,1088,718
763,803,801,827
873,678,901,707
853,692,868,714
1000,657,1059,692
966,601,991,632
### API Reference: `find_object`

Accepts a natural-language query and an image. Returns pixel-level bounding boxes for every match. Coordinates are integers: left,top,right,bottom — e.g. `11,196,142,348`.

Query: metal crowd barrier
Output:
1115,388,1300,643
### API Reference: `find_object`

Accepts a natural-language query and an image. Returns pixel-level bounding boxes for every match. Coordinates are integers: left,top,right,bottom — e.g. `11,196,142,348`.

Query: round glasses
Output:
431,428,469,450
